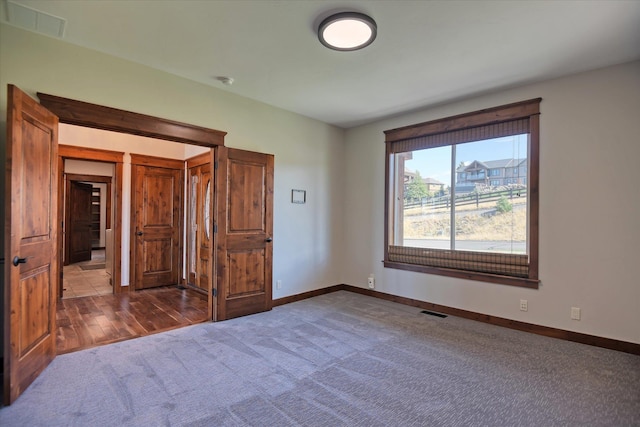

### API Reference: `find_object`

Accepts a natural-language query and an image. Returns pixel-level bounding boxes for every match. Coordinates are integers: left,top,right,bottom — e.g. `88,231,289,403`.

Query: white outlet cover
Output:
519,299,528,311
571,307,581,320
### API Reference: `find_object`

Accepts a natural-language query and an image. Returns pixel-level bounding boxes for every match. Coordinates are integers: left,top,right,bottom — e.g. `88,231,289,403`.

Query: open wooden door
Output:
187,151,215,320
186,152,213,292
4,85,58,404
216,147,273,321
66,181,93,264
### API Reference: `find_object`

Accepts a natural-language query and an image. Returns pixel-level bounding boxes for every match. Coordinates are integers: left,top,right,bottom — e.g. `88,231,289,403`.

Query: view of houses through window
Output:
399,134,528,255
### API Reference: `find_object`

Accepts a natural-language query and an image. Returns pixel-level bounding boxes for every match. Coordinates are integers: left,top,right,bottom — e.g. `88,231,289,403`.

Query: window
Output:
384,98,540,288
490,168,500,176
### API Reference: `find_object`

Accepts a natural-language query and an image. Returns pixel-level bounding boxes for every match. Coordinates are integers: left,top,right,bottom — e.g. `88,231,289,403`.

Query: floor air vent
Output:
421,310,447,318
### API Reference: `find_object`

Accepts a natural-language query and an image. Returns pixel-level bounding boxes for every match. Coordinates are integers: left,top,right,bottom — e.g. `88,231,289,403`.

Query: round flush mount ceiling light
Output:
318,12,377,51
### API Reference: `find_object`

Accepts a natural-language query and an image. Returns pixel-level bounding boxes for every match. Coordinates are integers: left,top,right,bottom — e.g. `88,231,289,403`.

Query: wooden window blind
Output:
388,118,529,153
383,98,541,288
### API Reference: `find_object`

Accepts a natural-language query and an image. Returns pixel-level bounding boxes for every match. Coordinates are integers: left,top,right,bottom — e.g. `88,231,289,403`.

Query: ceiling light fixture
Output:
318,12,377,51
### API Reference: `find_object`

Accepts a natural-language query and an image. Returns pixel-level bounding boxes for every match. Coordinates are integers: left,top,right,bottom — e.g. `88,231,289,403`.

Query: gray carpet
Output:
1,291,638,426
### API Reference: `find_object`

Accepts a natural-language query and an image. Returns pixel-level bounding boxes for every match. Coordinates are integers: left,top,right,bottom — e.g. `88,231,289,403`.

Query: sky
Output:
405,134,528,185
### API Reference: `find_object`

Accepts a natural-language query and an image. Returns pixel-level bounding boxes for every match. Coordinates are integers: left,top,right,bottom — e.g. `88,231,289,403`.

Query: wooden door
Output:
130,156,183,290
67,181,93,264
198,164,212,291
187,153,213,293
216,147,273,321
4,85,58,405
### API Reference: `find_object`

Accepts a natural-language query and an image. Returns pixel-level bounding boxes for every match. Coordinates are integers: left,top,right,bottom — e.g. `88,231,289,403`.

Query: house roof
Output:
457,158,528,171
423,177,444,185
404,170,444,185
482,159,520,169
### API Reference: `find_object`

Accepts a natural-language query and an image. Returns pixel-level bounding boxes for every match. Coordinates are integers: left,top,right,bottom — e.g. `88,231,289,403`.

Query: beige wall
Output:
343,61,640,344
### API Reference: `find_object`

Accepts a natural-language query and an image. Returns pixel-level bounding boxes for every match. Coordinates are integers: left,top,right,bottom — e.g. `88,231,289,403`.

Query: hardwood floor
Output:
56,286,208,354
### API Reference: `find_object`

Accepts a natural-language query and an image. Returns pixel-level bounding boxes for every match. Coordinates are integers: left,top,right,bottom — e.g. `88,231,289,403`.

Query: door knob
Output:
12,256,27,267
265,237,273,242
136,231,144,236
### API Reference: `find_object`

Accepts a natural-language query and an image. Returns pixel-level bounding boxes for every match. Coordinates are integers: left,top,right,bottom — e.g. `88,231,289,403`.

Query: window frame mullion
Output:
450,145,456,251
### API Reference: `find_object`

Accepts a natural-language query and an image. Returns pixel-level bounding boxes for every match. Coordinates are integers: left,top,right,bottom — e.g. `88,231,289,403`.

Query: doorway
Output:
5,88,274,405
62,170,114,299
45,95,274,321
57,145,124,297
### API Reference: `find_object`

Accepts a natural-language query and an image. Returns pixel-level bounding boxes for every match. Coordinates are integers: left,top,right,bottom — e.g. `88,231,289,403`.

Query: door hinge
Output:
212,288,217,297
214,161,219,170
214,223,217,233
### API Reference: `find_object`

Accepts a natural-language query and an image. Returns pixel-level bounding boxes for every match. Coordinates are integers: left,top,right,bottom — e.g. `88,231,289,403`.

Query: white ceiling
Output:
3,0,640,128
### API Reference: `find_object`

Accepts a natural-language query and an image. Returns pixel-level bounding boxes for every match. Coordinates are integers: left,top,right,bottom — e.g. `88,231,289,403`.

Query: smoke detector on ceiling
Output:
215,76,235,86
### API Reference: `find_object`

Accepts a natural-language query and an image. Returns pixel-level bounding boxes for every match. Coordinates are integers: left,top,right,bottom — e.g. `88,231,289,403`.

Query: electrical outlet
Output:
571,307,581,320
276,280,282,290
367,274,375,289
519,299,528,312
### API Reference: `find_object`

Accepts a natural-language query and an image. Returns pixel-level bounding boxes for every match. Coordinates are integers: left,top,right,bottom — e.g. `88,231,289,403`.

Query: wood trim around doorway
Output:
41,94,226,321
38,92,227,147
58,145,124,294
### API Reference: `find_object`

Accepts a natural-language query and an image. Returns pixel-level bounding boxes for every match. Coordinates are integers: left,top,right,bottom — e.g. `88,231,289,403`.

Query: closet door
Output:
67,181,93,263
130,155,183,290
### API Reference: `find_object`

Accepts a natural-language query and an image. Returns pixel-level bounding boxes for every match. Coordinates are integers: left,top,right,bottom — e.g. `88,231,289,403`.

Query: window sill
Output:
383,260,539,289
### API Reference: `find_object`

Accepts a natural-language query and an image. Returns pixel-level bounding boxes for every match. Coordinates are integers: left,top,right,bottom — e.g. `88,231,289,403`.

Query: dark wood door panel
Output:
216,147,273,321
198,256,210,290
20,118,53,239
68,181,93,263
131,162,183,290
228,160,266,233
142,174,176,226
5,85,58,404
186,156,213,294
198,168,212,292
18,266,52,356
227,249,266,298
224,296,270,321
140,237,175,287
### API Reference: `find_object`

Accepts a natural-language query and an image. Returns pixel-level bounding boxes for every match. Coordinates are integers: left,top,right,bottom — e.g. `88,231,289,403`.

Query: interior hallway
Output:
62,249,111,298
